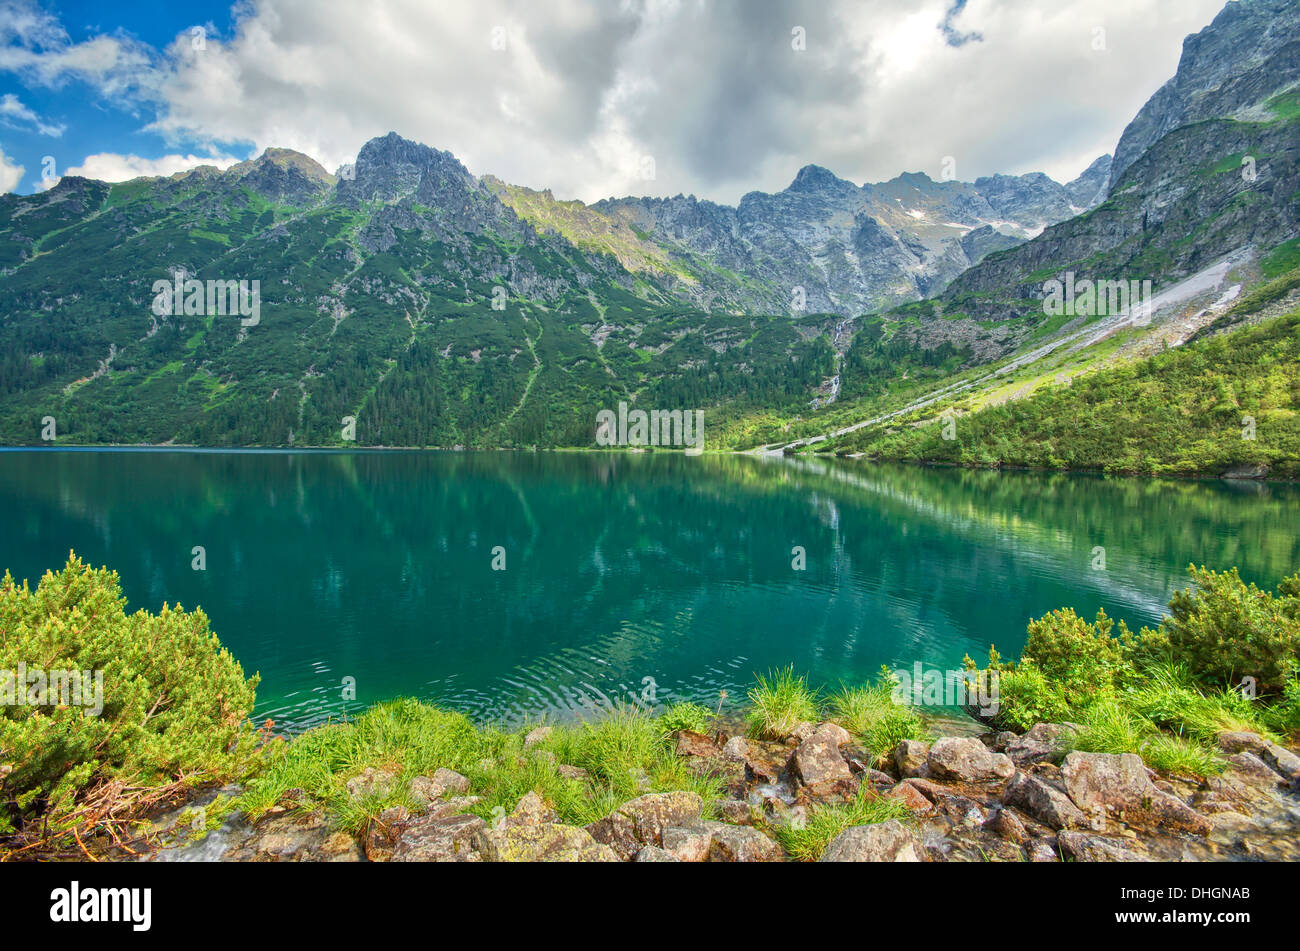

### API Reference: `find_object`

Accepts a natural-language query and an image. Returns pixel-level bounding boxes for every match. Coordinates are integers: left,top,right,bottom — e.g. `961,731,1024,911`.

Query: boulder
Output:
893,739,931,778
1002,771,1087,831
1005,723,1078,766
391,813,485,862
503,790,557,829
587,791,703,860
708,824,784,862
477,822,619,862
819,820,923,862
927,737,1015,783
662,821,727,862
557,764,590,782
1057,831,1151,862
225,810,363,862
1061,752,1211,835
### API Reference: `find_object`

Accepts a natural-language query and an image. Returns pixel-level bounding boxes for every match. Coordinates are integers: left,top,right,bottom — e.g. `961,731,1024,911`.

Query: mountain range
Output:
0,0,1295,451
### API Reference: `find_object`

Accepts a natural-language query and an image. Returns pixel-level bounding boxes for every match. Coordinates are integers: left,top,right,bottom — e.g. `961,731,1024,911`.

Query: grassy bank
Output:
2,555,1298,859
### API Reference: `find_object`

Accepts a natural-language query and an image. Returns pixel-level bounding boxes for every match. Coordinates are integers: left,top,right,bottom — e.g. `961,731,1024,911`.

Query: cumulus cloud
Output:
0,147,23,192
60,151,242,182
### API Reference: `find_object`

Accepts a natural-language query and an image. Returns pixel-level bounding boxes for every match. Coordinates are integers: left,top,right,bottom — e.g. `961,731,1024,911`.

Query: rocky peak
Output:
1108,0,1299,191
337,132,477,205
227,147,335,204
786,164,854,194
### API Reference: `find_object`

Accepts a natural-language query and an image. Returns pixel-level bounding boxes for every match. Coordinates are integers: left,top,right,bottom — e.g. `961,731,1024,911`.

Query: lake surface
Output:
2,449,1297,731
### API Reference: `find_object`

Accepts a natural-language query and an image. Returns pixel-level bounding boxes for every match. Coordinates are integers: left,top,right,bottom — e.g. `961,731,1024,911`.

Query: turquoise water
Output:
2,449,1297,731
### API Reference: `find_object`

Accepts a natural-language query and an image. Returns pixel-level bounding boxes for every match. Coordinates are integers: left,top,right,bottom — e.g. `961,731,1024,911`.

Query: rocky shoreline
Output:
151,719,1300,863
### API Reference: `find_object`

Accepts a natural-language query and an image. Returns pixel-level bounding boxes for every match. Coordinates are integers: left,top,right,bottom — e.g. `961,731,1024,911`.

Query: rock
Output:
674,730,717,758
721,735,786,782
1027,838,1059,862
1216,731,1269,755
587,791,704,860
1005,723,1077,766
1002,771,1087,831
986,807,1027,843
788,722,818,744
408,767,471,808
1261,743,1300,783
708,824,784,862
927,737,1015,783
893,739,931,778
819,820,923,862
866,769,895,786
989,731,1018,752
937,794,986,828
345,766,397,802
885,781,935,815
790,727,855,792
1057,831,1151,862
898,777,944,803
1227,751,1285,789
523,726,553,749
477,822,620,862
504,791,557,829
662,821,727,861
634,846,680,862
811,721,852,747
363,805,410,861
391,813,486,862
1061,752,1212,835
557,764,590,782
426,795,481,819
712,799,754,825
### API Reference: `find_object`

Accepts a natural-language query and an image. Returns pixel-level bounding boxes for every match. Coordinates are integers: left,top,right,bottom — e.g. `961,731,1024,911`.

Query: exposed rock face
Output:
819,820,924,862
927,737,1015,783
1108,0,1300,191
1061,752,1212,835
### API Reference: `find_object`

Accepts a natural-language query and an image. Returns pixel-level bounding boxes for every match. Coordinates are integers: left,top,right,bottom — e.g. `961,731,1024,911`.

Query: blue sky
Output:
1,0,1229,203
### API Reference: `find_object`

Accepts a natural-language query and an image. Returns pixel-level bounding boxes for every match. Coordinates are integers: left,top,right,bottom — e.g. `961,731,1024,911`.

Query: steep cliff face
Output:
1108,0,1300,192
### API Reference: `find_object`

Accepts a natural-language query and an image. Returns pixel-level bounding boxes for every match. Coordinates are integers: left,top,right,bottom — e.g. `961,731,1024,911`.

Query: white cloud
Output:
62,152,242,183
0,92,63,135
0,147,24,192
0,1,155,97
